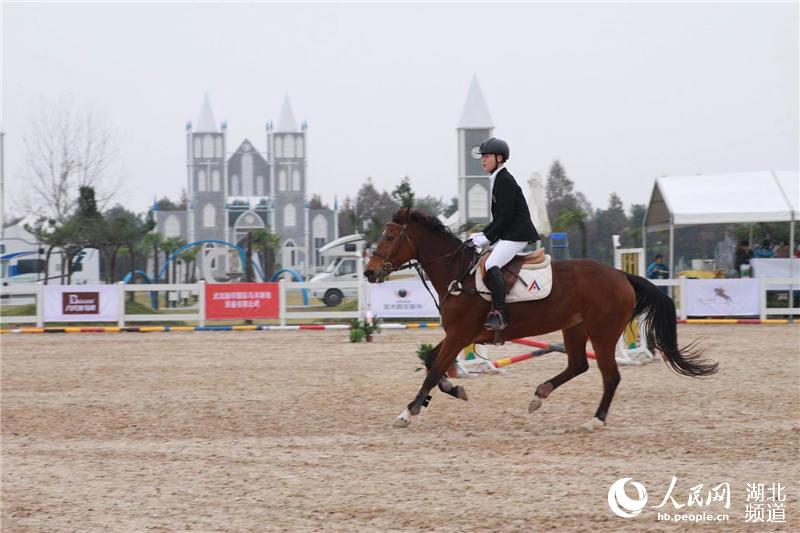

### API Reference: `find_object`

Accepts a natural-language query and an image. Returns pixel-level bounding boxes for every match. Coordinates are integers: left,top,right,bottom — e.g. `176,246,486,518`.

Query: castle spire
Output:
196,93,218,132
458,75,493,129
276,94,299,132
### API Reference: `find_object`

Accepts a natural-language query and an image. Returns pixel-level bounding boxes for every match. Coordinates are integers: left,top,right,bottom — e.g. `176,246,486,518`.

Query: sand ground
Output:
1,325,799,532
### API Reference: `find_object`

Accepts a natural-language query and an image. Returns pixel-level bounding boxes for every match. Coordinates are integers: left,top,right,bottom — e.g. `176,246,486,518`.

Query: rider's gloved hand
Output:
469,233,490,247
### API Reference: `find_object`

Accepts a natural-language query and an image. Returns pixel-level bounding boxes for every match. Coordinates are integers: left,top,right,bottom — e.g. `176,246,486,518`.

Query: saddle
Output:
479,247,546,294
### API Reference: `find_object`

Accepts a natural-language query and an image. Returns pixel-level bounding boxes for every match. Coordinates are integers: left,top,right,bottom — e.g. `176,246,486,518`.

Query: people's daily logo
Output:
608,478,648,518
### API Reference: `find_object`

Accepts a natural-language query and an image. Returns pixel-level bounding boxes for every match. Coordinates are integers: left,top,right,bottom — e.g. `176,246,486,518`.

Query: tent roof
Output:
645,171,799,229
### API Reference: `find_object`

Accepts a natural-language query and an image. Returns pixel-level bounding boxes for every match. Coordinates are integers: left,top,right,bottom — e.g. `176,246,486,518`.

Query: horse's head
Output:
364,210,418,283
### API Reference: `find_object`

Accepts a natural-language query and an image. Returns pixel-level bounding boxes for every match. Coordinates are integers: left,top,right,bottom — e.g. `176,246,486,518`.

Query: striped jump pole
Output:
490,337,598,370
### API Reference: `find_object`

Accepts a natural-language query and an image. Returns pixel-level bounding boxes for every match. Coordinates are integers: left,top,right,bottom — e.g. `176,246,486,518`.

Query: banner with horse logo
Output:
685,279,760,317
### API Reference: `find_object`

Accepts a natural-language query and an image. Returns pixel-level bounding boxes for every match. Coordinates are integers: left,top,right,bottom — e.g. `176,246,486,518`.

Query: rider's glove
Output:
469,232,490,248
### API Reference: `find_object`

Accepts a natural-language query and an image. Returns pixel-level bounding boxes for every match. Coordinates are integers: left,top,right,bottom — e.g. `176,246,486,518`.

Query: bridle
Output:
368,221,478,313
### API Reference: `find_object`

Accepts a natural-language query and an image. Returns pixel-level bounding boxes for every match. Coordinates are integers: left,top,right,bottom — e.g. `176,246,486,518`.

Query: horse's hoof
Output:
580,417,605,432
455,386,468,401
528,395,543,413
392,409,411,428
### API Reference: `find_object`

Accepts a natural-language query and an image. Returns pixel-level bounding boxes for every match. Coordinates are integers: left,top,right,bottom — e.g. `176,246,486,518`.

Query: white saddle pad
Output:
475,254,554,303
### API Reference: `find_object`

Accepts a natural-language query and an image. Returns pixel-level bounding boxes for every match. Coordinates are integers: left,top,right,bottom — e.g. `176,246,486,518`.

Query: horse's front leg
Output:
394,335,468,428
424,341,468,402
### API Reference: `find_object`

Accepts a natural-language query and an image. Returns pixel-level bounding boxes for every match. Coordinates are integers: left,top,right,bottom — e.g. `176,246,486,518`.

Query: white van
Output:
309,234,364,306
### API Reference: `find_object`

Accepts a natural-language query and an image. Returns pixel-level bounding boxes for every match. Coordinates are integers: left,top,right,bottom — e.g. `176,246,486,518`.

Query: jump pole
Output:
490,337,598,369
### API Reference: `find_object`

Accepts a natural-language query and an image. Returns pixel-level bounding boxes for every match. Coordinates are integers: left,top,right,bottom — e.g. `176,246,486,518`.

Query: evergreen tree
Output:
391,176,415,209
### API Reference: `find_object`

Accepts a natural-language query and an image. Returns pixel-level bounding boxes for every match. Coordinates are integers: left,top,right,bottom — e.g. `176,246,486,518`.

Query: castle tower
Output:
187,94,226,243
457,75,494,227
269,94,308,273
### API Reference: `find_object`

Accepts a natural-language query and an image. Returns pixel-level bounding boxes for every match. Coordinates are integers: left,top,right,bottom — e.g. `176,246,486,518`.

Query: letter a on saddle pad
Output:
474,252,554,303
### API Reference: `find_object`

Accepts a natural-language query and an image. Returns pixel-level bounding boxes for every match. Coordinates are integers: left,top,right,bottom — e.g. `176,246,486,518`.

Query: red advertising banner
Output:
205,283,280,320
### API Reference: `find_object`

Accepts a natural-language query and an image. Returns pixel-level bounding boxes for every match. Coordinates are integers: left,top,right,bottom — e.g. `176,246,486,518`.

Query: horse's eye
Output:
386,235,394,241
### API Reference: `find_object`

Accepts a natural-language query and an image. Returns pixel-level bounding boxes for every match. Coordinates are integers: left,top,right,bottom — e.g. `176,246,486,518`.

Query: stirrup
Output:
484,310,507,331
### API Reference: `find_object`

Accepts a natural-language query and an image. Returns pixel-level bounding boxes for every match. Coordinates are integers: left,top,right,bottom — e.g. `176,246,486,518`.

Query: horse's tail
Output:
625,273,718,377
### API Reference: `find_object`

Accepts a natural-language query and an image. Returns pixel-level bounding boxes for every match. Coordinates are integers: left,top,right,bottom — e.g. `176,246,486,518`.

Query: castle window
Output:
242,153,254,196
313,214,327,238
211,169,221,191
468,184,488,218
292,169,301,191
215,136,223,158
193,136,202,158
164,215,181,238
283,203,296,227
274,136,283,158
231,174,240,196
203,135,214,158
203,204,216,228
256,175,265,196
279,169,287,191
284,135,295,158
296,136,304,158
197,169,207,192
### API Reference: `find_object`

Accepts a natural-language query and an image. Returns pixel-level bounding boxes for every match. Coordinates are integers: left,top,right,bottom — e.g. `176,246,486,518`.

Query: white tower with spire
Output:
269,94,309,274
187,93,226,243
457,75,494,227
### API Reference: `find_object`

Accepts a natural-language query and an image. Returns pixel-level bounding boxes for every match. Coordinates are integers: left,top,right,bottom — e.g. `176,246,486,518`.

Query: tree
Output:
154,197,181,211
545,160,578,228
391,176,415,208
590,193,630,263
415,195,444,218
250,228,281,279
557,208,588,258
19,96,122,223
443,196,459,218
102,205,154,283
337,196,357,236
161,237,186,285
308,194,327,210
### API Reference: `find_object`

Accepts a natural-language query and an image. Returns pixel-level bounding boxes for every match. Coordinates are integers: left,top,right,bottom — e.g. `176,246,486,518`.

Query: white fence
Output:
2,277,798,327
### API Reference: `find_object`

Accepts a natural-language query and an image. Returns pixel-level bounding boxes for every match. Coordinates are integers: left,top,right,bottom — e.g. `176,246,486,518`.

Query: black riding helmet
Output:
478,137,510,162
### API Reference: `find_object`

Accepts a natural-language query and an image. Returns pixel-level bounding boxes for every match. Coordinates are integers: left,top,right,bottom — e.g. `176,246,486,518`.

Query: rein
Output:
371,222,487,313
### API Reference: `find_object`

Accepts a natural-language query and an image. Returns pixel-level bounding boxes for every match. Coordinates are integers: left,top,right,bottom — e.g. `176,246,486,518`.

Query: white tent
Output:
644,171,799,276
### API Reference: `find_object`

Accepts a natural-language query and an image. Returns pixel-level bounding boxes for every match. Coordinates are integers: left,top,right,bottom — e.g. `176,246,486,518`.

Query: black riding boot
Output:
484,266,508,330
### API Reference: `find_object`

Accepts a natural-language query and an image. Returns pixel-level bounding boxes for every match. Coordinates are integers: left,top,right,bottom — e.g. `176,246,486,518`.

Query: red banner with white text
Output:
205,283,280,320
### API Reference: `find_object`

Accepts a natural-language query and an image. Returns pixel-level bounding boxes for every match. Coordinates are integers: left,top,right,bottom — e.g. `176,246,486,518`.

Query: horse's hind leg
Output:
424,341,468,401
529,323,590,413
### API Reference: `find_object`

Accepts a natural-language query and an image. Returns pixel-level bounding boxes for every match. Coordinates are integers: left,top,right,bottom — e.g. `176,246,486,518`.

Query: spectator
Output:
647,254,669,279
735,240,754,273
774,241,790,258
753,239,774,258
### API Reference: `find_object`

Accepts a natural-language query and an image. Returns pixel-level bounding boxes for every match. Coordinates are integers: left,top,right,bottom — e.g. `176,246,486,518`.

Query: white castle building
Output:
155,95,337,279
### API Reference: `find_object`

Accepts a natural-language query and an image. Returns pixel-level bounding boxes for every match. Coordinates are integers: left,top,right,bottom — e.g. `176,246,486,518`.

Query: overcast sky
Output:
3,1,798,217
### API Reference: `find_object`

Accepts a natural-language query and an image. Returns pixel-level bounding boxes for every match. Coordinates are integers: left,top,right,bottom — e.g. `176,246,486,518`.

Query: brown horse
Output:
364,209,717,429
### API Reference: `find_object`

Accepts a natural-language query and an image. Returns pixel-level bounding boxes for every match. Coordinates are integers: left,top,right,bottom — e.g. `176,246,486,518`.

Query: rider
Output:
469,137,540,331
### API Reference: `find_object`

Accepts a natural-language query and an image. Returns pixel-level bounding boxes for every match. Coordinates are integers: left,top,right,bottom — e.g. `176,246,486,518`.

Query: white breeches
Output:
485,240,529,270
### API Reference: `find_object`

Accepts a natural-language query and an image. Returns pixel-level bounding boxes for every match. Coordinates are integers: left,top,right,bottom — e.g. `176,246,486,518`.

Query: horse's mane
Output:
391,208,462,246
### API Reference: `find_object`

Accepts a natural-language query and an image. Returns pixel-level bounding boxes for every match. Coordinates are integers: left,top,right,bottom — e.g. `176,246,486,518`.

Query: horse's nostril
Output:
364,269,374,279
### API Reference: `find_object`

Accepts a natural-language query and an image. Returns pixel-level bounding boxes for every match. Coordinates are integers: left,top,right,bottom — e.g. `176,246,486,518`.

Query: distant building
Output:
457,75,494,227
154,95,338,278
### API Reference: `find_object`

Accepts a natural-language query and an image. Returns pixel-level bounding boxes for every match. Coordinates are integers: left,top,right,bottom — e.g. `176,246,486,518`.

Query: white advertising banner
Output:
750,258,800,290
43,285,120,322
368,280,440,318
685,279,760,317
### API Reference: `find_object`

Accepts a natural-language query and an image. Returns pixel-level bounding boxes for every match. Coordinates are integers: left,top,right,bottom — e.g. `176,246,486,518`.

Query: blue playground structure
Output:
157,240,266,283
270,268,308,305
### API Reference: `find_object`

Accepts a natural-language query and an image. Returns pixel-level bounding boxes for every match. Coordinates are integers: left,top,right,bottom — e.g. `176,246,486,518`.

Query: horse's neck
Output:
417,235,472,297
